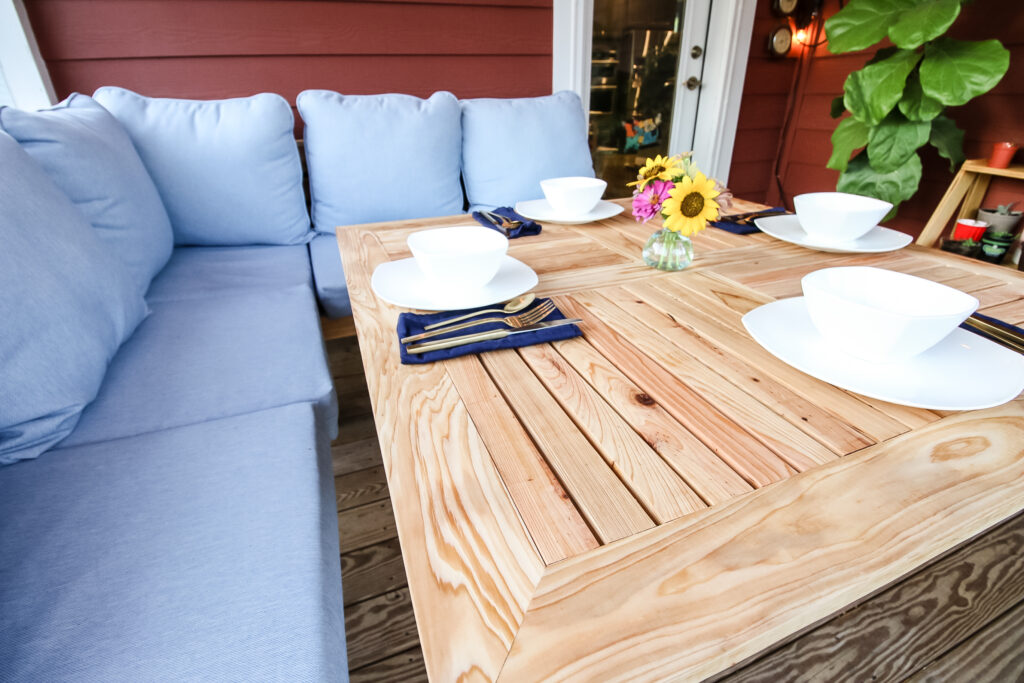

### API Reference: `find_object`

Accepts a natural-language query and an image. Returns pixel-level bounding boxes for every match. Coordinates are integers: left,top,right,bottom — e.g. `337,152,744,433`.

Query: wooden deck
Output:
328,335,428,682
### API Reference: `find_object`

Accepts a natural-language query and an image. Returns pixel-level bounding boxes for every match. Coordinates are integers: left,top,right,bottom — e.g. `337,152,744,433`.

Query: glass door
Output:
589,0,687,197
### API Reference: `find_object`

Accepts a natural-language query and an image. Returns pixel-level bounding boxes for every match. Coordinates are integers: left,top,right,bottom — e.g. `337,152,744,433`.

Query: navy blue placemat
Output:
471,206,542,238
711,207,788,235
397,298,580,365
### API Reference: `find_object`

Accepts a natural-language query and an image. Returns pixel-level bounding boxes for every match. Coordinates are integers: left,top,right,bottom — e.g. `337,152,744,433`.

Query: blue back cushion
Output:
0,133,148,465
0,94,174,296
93,87,311,246
460,91,595,210
297,90,463,232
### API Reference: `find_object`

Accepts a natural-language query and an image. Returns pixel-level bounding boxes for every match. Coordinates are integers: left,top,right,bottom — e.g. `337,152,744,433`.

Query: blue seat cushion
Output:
0,133,148,466
146,245,312,303
0,403,347,681
61,286,337,448
309,233,351,318
297,90,463,232
460,91,595,210
93,87,311,247
0,94,174,296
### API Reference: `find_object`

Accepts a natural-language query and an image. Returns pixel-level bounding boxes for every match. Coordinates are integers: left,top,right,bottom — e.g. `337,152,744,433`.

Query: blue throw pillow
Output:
0,133,148,465
460,91,595,210
297,90,463,232
93,87,311,246
0,94,174,296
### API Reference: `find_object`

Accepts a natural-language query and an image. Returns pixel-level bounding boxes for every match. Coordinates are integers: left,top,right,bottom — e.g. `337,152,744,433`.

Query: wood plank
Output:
481,349,656,543
445,355,599,564
332,434,383,477
339,228,545,682
341,539,409,607
982,296,1024,325
518,343,706,522
339,498,398,553
350,646,428,683
335,466,389,512
550,336,753,506
651,272,936,436
724,513,1024,682
907,599,1024,683
345,588,420,670
498,402,1024,682
918,164,972,247
322,314,357,341
560,293,795,488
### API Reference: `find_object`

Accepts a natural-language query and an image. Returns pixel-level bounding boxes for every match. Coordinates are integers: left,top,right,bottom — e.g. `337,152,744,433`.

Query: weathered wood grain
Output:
350,646,429,683
340,539,409,606
338,498,398,553
722,512,1024,682
345,588,420,670
499,403,1024,682
335,465,389,512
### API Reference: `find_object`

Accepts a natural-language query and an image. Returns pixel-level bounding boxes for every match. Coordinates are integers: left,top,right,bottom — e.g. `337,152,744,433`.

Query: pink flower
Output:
632,179,673,223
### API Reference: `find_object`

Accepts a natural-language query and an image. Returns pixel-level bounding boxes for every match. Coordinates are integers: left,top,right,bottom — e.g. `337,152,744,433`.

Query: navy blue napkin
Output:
397,298,580,365
471,206,542,238
960,312,1024,348
711,207,789,235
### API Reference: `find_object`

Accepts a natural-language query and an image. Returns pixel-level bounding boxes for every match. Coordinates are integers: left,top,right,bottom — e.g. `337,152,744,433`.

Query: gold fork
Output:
400,300,556,344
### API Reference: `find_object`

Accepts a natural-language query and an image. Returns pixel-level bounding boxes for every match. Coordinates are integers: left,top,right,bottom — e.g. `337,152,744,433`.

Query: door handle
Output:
685,76,701,90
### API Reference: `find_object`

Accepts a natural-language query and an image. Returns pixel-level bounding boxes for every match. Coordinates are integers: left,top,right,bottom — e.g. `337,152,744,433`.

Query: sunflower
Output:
661,172,720,236
628,154,684,190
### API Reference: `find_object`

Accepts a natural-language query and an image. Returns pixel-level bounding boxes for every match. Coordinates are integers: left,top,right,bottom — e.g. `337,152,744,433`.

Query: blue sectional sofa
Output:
0,85,594,680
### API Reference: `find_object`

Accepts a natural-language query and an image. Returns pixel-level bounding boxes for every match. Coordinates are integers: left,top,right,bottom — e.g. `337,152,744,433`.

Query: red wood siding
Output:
25,0,553,109
732,0,1024,237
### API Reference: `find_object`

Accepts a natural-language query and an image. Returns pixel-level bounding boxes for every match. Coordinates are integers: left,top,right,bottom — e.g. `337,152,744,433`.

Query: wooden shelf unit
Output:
917,159,1024,247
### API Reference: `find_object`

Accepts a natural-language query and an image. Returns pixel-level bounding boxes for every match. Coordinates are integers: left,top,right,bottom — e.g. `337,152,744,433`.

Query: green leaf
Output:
920,38,1010,106
867,111,931,173
929,115,966,171
898,72,944,121
827,118,870,173
837,150,922,213
888,0,961,50
830,95,846,119
843,49,922,126
825,0,914,54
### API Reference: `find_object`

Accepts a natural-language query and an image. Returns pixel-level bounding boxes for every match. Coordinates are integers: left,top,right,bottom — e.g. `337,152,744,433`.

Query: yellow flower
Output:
661,172,720,236
628,154,684,190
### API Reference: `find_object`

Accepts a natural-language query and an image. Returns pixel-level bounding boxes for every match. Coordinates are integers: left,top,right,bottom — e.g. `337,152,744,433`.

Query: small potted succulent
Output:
940,237,981,258
978,231,1015,263
977,203,1022,236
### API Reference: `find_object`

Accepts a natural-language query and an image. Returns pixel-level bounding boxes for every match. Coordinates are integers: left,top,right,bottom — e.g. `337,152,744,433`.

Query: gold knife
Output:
406,318,582,354
963,316,1024,354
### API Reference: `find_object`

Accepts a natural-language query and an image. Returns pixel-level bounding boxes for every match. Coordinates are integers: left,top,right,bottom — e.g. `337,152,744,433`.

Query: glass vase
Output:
642,228,693,271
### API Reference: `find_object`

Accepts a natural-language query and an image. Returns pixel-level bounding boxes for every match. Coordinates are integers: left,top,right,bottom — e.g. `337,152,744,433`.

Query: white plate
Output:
742,297,1024,410
754,214,912,253
371,255,538,311
514,198,625,224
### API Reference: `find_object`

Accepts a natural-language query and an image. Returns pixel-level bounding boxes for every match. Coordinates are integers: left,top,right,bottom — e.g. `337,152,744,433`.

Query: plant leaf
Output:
843,49,922,126
830,95,846,119
929,115,966,171
920,38,1010,106
888,0,961,50
837,150,922,213
825,0,914,54
867,111,931,173
828,117,870,173
898,72,944,121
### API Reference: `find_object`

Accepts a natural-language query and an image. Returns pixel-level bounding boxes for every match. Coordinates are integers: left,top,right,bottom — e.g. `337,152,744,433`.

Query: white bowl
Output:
407,226,508,289
801,267,979,363
540,176,607,217
793,192,893,244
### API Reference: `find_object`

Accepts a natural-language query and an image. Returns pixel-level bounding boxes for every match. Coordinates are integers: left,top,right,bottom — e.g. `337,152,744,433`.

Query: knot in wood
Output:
634,392,656,406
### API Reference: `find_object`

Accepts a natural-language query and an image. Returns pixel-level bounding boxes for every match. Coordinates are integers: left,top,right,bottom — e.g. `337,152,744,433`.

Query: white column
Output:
0,0,56,109
552,0,592,116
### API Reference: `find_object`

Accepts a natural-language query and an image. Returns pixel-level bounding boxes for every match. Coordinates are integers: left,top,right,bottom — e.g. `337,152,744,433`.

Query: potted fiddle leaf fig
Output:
824,0,1010,216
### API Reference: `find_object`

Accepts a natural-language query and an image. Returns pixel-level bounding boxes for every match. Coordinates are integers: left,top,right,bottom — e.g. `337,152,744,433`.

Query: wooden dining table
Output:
337,199,1024,682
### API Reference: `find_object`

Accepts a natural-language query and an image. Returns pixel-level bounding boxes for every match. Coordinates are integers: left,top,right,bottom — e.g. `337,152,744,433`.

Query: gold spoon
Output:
420,293,536,332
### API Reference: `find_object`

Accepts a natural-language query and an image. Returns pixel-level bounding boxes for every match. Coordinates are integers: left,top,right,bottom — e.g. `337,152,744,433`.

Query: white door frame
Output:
552,0,756,185
0,0,55,109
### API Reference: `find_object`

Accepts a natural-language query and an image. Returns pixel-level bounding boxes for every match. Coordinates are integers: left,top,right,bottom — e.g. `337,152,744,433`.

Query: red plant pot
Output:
952,218,987,241
988,141,1019,169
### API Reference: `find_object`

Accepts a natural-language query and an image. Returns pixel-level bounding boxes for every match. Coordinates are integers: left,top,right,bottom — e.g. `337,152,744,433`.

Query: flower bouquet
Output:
629,153,732,270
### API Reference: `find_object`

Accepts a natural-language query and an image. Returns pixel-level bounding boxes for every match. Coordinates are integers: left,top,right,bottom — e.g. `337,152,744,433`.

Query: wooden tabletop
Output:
337,200,1024,682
